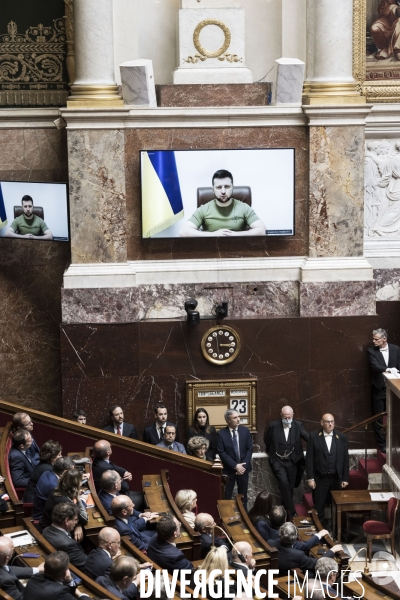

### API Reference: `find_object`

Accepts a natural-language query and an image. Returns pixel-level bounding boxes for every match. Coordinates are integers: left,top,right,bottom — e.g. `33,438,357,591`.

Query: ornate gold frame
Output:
353,0,400,102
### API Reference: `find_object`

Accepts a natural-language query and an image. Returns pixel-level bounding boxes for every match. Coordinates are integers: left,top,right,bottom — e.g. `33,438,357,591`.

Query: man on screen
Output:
6,195,53,239
179,169,266,237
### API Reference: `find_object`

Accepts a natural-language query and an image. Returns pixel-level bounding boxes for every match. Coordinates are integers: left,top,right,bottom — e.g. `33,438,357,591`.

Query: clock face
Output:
201,325,241,365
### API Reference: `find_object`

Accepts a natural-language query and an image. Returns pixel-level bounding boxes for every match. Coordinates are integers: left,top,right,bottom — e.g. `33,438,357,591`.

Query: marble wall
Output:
60,301,400,450
125,126,308,261
0,128,70,415
309,126,364,258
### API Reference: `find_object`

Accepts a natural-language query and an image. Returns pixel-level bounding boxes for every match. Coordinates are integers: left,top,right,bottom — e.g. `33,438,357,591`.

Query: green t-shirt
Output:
188,199,260,232
10,214,49,236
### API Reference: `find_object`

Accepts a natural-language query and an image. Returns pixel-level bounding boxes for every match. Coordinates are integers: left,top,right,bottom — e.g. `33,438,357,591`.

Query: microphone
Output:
211,524,247,564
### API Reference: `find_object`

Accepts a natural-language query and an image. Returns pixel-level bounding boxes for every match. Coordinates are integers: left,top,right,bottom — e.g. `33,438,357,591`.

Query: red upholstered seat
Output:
363,521,391,535
363,497,399,561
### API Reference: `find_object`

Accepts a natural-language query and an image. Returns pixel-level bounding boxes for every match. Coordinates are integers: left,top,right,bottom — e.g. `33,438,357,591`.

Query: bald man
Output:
264,403,309,518
229,541,255,575
84,527,122,581
194,513,230,558
91,440,132,493
305,414,349,525
0,536,44,600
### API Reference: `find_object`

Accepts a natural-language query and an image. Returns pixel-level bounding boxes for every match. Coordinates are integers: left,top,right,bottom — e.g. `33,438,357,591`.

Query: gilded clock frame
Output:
201,325,241,366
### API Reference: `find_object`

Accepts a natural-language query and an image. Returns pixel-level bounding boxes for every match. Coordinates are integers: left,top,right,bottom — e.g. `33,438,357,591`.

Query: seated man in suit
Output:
100,470,158,526
268,522,342,576
11,411,40,465
0,536,44,600
156,425,186,454
305,413,349,525
217,409,253,510
143,404,179,445
315,556,348,599
229,541,255,576
91,439,132,493
194,513,230,559
23,551,89,600
103,405,139,439
96,556,139,600
111,495,154,551
147,515,194,575
32,456,75,521
42,503,87,570
255,504,286,542
84,527,122,580
9,429,35,488
264,403,309,518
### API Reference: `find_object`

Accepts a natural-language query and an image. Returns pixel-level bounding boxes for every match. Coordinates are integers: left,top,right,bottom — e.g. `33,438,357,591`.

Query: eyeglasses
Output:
323,420,334,424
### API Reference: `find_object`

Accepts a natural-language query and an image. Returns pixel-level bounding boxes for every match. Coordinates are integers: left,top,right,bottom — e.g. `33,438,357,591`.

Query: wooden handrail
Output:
0,422,24,526
309,509,349,568
343,411,387,434
236,494,279,571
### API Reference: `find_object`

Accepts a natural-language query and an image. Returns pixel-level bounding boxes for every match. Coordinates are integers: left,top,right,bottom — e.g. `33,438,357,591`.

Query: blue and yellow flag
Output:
142,151,184,237
0,183,7,229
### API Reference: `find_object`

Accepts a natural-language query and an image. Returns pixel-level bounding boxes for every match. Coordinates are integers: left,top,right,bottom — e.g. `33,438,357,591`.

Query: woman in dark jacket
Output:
39,469,88,540
187,408,217,461
247,490,274,538
23,440,62,502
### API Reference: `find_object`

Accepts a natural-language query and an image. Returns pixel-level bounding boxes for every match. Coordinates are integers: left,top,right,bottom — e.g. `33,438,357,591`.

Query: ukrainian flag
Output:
142,151,184,238
0,183,7,229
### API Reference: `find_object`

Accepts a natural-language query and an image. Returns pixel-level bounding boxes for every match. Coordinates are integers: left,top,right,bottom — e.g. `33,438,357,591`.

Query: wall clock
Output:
201,325,241,365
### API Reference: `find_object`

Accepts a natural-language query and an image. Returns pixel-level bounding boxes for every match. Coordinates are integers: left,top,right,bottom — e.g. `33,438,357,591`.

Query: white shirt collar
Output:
324,432,333,437
53,525,70,536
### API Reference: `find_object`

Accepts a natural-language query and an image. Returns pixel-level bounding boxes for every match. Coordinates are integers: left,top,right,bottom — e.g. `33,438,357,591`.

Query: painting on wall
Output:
354,0,400,101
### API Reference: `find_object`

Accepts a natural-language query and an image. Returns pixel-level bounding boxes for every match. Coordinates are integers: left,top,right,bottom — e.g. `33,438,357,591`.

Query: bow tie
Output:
380,348,388,351
324,432,333,437
283,423,291,429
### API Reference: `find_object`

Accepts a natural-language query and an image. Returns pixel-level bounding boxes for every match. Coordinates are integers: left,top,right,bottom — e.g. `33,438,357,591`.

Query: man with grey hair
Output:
315,556,347,598
217,409,253,510
264,402,309,518
268,522,342,576
303,579,326,600
367,328,400,452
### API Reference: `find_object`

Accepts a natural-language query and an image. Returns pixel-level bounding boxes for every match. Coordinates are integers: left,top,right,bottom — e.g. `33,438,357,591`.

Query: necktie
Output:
159,427,164,440
117,425,122,436
129,521,144,541
169,444,174,450
232,430,240,463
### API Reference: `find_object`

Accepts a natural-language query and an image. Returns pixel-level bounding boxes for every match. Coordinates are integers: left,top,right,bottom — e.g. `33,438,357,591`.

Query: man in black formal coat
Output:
8,429,35,488
42,503,87,570
217,409,253,510
11,412,40,465
0,536,44,600
268,522,342,576
103,405,139,439
143,404,179,445
23,551,90,600
264,403,309,517
147,515,194,575
367,328,400,452
91,439,132,493
84,527,121,580
305,413,349,524
229,541,255,575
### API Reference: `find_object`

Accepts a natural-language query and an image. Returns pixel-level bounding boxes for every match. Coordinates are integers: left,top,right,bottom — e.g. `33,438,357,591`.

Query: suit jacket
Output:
23,461,53,502
156,440,186,454
305,429,349,482
96,574,138,599
23,572,90,600
0,564,34,600
32,471,58,520
8,448,34,487
92,458,129,493
103,422,139,439
143,422,179,445
147,536,194,574
199,532,230,559
26,438,40,465
268,539,334,576
367,343,400,391
84,546,113,580
114,516,148,551
42,525,87,570
255,519,279,542
216,425,253,476
98,489,119,515
264,420,309,464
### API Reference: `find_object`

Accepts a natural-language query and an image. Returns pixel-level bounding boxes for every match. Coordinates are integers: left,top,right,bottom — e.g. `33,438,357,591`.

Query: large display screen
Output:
141,148,295,238
0,181,69,242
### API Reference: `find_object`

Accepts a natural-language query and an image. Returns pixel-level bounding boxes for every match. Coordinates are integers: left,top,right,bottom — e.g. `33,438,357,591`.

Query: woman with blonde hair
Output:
194,546,236,599
175,489,197,528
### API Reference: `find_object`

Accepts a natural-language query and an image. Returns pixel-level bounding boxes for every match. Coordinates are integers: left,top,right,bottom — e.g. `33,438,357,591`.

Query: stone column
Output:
68,0,123,107
303,0,364,104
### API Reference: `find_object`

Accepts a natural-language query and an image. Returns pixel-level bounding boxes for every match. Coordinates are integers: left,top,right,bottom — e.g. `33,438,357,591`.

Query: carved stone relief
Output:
365,139,400,238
